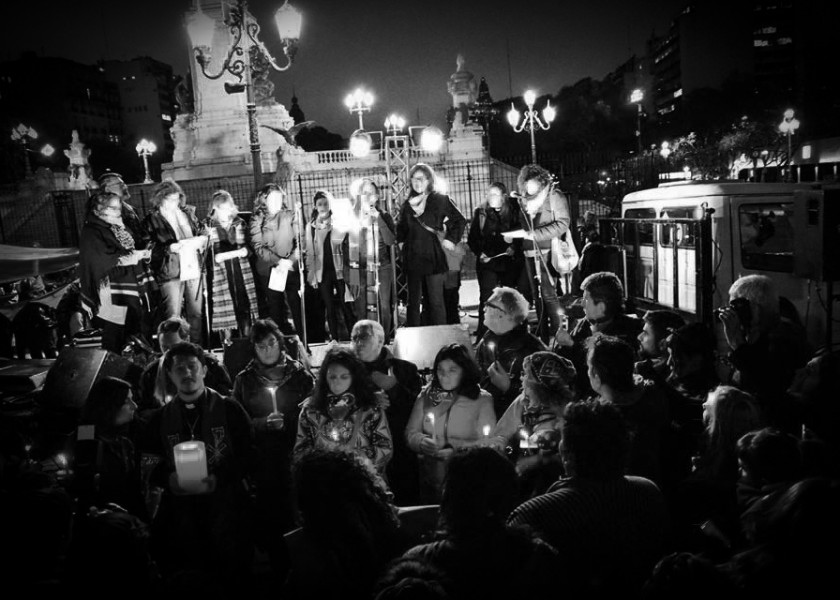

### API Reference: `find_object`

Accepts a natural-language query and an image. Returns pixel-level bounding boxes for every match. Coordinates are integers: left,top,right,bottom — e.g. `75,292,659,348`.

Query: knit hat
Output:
524,351,576,392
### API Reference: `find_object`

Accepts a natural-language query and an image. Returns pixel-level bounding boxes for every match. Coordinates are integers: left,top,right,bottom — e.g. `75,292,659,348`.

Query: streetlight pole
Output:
345,87,374,130
186,0,302,193
10,123,39,179
507,90,555,164
630,88,644,154
136,139,157,183
778,108,800,183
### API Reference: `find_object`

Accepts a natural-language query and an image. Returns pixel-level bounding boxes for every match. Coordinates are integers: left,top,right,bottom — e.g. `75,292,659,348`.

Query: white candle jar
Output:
174,440,208,493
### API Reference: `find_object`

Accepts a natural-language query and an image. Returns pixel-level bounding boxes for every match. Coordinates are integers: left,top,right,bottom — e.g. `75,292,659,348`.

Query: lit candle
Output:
330,427,340,442
173,440,208,493
482,424,491,438
487,341,496,361
267,385,278,414
519,429,531,450
165,394,173,405
427,412,436,444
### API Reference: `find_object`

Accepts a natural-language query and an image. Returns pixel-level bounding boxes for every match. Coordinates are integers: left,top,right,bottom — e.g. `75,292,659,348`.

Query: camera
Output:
714,297,752,328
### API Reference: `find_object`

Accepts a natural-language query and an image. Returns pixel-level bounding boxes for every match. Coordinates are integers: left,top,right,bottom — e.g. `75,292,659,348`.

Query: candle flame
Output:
520,429,529,440
482,425,491,436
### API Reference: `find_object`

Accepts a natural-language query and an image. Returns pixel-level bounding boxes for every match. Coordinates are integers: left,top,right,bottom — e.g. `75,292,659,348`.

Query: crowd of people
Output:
1,164,839,599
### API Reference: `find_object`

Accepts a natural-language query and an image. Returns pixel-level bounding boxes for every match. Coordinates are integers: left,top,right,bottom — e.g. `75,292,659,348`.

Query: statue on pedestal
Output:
64,130,92,190
447,54,478,132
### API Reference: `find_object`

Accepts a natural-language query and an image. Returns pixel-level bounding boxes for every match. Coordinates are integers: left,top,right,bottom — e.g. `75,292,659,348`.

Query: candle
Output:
487,341,496,361
427,412,436,444
165,394,173,405
330,427,340,442
482,425,491,438
519,429,531,450
173,441,208,493
267,385,278,414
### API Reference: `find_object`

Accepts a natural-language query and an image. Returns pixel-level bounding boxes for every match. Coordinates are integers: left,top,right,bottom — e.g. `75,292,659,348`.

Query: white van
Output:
610,180,838,352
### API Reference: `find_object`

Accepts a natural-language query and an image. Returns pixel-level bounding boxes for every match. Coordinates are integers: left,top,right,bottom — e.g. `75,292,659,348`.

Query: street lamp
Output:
630,88,644,153
778,108,800,182
10,123,39,178
345,87,374,130
385,114,406,136
136,139,157,183
186,0,303,192
507,90,554,164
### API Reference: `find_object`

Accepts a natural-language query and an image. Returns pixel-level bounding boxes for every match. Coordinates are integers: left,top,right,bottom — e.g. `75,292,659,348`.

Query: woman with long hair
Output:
304,190,356,341
205,189,258,345
294,345,392,472
79,190,157,352
467,182,522,339
405,343,496,502
396,163,466,327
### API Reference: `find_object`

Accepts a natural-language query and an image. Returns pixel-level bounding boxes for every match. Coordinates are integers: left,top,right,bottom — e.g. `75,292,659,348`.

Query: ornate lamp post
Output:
345,87,374,130
630,88,644,154
136,139,157,183
10,123,39,178
186,0,303,192
778,108,800,182
506,90,555,164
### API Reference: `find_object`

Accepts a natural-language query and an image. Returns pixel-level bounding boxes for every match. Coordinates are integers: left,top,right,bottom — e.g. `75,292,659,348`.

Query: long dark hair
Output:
311,346,379,411
431,343,482,400
483,181,512,222
408,163,436,198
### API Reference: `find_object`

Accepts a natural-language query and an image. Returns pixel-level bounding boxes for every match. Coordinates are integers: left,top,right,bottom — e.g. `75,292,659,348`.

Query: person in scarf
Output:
347,177,398,339
136,317,232,416
143,179,206,345
487,351,576,501
79,190,156,353
405,343,496,503
304,189,356,341
467,182,523,339
351,319,423,506
294,345,392,473
396,163,466,327
141,341,257,593
504,164,571,343
205,189,258,346
231,318,314,584
475,286,547,418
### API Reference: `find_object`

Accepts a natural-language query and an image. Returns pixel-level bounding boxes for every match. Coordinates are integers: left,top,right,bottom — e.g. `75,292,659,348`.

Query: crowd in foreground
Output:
2,263,839,599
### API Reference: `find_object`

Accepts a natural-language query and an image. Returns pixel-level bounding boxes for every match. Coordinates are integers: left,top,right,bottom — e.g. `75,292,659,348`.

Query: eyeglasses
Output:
485,301,506,313
351,332,375,343
255,339,279,351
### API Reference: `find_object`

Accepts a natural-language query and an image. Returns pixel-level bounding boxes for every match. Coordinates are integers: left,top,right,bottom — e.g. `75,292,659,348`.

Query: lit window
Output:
802,145,811,160
673,88,683,98
754,39,769,47
778,37,793,45
162,114,172,122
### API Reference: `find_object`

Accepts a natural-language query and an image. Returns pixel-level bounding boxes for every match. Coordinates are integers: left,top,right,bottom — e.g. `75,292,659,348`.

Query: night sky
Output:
1,0,687,137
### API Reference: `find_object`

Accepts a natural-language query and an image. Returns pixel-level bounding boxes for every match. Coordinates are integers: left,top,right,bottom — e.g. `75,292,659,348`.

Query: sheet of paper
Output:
178,236,205,281
269,262,289,291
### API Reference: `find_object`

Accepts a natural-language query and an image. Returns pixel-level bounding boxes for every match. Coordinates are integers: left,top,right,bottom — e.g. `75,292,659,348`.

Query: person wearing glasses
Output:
231,318,314,582
79,190,156,352
396,163,467,327
467,182,522,339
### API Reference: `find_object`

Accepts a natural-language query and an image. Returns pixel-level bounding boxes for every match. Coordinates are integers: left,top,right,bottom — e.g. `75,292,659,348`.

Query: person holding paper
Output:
140,341,257,592
143,179,205,345
79,190,157,352
205,189,258,345
467,182,523,339
504,164,571,343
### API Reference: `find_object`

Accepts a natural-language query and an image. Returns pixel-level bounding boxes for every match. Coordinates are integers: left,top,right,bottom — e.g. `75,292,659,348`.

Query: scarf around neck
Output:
409,193,429,216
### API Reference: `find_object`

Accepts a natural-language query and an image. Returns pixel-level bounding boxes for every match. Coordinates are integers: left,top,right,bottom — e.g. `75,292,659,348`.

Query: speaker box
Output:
39,347,138,411
392,324,473,372
794,186,840,280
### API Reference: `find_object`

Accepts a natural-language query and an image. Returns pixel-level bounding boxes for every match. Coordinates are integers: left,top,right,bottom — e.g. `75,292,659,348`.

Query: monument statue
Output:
64,130,92,190
447,54,478,131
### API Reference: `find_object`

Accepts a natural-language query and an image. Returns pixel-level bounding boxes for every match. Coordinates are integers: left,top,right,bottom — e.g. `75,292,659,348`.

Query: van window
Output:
659,207,698,248
623,208,655,245
739,203,794,272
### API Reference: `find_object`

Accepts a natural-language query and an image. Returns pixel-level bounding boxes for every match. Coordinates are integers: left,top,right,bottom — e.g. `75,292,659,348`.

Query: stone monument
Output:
445,55,485,160
163,1,295,184
64,130,92,190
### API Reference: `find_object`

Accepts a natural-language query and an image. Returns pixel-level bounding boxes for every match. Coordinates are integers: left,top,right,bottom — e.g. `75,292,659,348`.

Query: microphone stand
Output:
294,200,308,350
516,194,555,341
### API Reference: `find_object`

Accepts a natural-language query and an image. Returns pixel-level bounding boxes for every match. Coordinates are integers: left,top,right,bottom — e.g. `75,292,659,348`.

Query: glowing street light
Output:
136,138,157,183
344,87,374,130
507,89,554,164
384,114,406,135
186,0,303,192
10,123,39,178
659,141,671,159
420,126,444,153
778,108,800,182
630,88,644,153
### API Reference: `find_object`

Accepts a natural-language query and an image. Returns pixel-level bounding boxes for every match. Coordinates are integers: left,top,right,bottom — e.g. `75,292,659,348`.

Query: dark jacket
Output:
249,209,299,276
143,205,202,283
467,200,520,273
476,324,547,416
397,192,466,275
